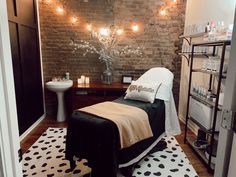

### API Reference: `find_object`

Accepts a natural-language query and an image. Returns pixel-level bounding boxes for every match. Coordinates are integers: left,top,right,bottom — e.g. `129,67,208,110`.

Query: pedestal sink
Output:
46,80,73,122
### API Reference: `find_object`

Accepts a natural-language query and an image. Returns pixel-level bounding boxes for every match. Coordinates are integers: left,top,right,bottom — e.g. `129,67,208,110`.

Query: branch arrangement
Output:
70,25,143,70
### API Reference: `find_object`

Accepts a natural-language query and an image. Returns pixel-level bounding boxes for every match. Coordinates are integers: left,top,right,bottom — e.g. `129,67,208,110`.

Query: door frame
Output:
214,5,236,177
0,0,22,176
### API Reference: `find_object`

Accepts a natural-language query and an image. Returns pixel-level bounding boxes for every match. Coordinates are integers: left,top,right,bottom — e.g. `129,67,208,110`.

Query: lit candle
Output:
77,78,82,84
85,77,90,84
81,75,85,84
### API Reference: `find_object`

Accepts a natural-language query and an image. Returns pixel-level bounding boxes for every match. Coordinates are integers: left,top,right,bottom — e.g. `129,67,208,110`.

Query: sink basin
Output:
46,80,73,122
46,80,73,92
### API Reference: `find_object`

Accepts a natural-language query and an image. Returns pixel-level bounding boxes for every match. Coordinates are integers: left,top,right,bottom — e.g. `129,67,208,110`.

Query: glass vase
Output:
101,61,113,84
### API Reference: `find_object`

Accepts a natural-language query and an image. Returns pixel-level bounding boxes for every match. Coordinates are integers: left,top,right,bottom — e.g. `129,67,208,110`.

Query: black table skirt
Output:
65,97,165,177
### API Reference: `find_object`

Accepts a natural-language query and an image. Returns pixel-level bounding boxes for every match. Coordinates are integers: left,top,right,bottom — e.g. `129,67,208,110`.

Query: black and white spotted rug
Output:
22,128,199,177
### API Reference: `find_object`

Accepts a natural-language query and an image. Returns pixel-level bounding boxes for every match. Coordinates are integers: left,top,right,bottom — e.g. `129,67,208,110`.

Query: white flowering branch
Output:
70,25,143,70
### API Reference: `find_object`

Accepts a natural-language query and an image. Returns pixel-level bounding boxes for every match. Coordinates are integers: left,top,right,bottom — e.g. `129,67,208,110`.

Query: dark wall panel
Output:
8,22,25,133
7,0,17,17
19,26,44,123
18,0,36,26
7,0,44,135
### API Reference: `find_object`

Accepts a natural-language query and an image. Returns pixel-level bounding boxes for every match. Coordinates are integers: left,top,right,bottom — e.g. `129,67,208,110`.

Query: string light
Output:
99,28,110,36
41,0,179,32
44,0,52,4
71,16,78,24
160,9,166,16
86,24,92,31
116,29,124,35
56,6,64,14
132,25,139,32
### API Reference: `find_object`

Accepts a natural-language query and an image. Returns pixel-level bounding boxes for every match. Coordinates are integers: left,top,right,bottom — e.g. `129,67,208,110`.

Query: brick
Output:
39,0,186,116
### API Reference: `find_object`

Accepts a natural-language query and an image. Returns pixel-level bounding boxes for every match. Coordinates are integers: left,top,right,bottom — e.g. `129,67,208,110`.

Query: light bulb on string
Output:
44,0,52,4
160,9,166,16
116,29,123,35
132,24,139,32
71,16,78,24
86,24,92,31
99,28,110,36
56,6,64,14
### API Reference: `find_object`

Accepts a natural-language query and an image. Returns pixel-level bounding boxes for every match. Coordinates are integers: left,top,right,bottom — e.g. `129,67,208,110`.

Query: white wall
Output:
178,0,236,133
185,0,236,26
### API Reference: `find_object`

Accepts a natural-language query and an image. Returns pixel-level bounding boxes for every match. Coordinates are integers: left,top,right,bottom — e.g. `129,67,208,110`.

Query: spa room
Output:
1,0,236,177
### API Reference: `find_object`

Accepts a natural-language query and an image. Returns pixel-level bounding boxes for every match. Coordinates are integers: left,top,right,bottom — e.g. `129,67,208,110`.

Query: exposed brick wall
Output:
39,0,186,116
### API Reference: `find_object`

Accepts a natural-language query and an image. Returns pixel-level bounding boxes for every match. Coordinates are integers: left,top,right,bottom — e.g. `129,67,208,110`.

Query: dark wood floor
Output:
21,116,213,177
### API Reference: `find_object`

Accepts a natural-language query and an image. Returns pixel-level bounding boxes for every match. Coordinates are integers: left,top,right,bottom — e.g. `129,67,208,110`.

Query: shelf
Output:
184,35,229,172
178,52,213,65
192,69,227,79
179,52,214,58
188,116,220,135
188,116,219,136
186,137,215,170
188,117,212,133
190,93,214,107
190,93,223,110
179,32,206,39
192,40,231,46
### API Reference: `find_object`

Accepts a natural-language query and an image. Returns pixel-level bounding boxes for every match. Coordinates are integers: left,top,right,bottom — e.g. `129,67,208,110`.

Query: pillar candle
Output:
77,78,82,84
85,77,90,84
81,75,85,84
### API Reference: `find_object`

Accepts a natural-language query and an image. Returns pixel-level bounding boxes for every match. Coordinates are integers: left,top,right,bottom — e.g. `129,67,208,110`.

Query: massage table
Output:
65,67,181,177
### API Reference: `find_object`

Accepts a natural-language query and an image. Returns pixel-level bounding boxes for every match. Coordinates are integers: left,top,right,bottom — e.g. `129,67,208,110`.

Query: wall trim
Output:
20,114,45,141
0,0,22,175
179,114,198,135
36,0,46,113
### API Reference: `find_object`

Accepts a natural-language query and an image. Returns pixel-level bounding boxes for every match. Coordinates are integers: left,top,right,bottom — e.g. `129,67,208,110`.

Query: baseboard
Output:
179,114,198,135
20,114,45,141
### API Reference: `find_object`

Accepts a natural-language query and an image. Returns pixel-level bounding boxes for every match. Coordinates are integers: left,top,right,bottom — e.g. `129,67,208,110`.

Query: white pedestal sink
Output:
46,80,73,122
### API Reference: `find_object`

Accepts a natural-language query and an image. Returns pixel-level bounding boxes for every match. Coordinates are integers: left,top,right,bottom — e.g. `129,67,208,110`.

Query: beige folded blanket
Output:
79,101,153,148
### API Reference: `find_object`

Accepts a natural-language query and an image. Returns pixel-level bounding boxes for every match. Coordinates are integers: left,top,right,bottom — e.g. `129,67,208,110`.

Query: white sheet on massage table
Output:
137,67,181,136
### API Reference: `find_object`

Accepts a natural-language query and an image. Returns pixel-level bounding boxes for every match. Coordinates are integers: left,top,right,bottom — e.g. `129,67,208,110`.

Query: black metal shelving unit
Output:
181,37,231,172
179,32,208,65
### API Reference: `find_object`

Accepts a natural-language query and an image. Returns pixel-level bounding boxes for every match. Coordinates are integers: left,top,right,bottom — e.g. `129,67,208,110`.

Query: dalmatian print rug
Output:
22,128,198,177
